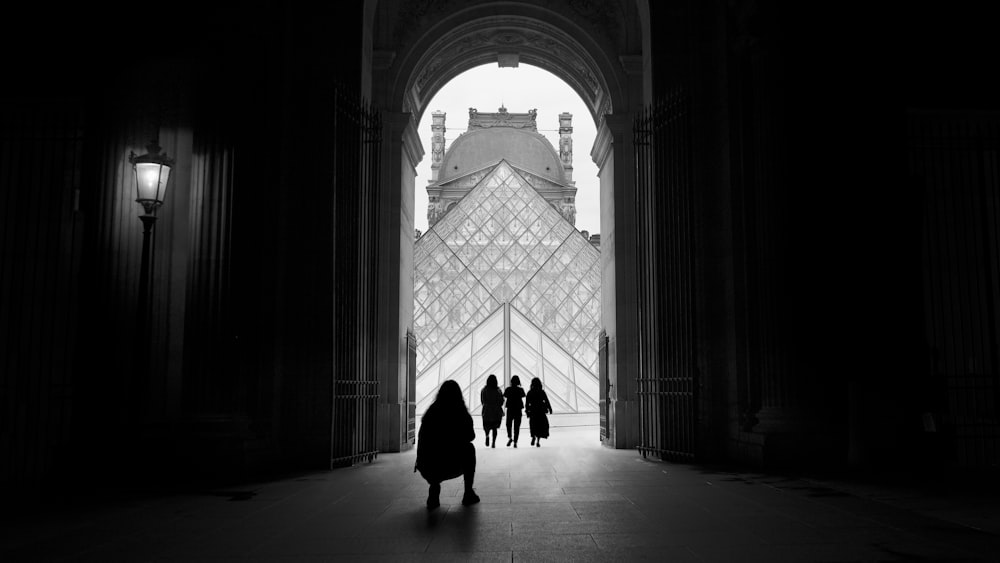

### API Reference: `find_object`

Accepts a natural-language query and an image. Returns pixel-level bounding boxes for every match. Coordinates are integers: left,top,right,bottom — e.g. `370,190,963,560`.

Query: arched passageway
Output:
362,0,652,454
7,0,997,494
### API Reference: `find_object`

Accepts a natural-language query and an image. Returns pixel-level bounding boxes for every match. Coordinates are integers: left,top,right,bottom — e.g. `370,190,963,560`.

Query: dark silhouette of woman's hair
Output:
530,377,542,391
510,375,521,387
486,374,498,388
434,380,467,411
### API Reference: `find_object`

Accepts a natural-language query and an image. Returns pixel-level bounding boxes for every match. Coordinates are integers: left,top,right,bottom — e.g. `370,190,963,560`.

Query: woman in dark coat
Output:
526,377,553,447
480,374,504,448
503,375,526,447
415,380,480,509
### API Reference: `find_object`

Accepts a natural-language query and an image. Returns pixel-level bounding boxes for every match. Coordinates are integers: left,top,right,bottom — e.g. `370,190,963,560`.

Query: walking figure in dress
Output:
526,377,553,447
480,374,504,448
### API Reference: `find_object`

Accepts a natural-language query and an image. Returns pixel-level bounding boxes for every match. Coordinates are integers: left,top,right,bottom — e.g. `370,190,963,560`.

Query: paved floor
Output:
3,426,1000,562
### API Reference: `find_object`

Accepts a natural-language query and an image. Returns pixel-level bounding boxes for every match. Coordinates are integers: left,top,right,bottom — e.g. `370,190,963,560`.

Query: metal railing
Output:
598,329,608,442
331,88,382,467
634,89,698,461
908,111,1000,468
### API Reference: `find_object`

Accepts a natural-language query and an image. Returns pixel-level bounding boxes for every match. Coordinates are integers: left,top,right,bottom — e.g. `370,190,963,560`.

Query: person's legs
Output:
461,444,480,505
427,481,441,509
506,413,514,446
512,413,521,446
490,428,497,447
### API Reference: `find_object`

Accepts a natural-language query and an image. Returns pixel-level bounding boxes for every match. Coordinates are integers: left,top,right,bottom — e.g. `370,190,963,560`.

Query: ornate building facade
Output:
426,107,579,227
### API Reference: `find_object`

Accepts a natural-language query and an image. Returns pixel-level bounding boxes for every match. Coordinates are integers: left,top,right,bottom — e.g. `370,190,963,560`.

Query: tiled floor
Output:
3,426,999,561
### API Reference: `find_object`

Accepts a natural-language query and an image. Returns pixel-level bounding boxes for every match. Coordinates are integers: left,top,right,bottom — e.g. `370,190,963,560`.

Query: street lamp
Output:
130,140,173,217
130,140,173,379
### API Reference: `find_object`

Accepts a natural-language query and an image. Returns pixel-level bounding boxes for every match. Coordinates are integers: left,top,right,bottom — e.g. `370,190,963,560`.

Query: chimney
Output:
430,111,446,181
559,112,573,182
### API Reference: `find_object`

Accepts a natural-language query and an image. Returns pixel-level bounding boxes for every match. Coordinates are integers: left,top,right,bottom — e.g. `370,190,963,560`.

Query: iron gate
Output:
634,89,698,461
908,111,1000,468
331,87,382,467
599,329,609,442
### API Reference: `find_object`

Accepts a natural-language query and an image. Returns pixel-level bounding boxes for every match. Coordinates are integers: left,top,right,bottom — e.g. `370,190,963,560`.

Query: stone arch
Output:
363,0,650,453
367,0,645,125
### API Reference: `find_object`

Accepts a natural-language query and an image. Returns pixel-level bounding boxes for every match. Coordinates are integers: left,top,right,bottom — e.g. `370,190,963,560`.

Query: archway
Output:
363,0,649,453
410,64,603,433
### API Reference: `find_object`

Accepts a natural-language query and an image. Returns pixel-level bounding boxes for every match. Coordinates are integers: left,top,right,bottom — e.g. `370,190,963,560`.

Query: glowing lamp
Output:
129,141,174,215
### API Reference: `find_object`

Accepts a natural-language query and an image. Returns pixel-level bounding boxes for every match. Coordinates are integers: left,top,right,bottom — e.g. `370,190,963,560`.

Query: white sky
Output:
414,63,600,236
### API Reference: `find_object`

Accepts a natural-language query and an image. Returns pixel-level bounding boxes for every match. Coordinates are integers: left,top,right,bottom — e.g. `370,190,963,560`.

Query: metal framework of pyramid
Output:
413,160,601,415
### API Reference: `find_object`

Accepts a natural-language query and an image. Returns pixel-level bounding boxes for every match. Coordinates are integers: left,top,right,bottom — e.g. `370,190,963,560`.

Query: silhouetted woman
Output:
415,380,480,509
526,377,553,447
503,375,526,447
480,374,504,448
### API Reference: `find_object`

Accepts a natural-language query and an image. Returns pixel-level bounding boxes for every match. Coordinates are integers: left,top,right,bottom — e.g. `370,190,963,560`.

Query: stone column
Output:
727,2,808,464
592,114,641,449
377,111,422,453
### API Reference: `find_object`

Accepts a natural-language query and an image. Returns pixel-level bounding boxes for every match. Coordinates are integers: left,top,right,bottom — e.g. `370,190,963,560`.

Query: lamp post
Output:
130,141,173,378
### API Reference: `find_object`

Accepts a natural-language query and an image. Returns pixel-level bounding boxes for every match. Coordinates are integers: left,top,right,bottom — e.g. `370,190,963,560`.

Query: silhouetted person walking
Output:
526,377,553,447
503,375,526,447
415,380,480,509
480,374,504,448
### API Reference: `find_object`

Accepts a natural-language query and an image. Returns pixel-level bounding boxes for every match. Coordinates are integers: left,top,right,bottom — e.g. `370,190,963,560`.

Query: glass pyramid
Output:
414,160,601,414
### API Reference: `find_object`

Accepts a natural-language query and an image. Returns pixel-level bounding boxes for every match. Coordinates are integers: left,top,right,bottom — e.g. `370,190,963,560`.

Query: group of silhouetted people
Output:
415,374,553,509
481,374,552,448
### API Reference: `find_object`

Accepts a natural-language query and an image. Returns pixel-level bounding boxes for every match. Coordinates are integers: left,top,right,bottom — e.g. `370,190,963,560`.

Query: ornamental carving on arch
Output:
597,95,612,120
392,0,623,45
393,0,467,43
414,29,601,100
415,31,495,93
517,30,600,95
563,0,622,39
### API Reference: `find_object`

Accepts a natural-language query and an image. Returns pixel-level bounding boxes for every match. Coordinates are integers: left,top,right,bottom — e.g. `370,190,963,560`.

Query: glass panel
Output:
510,309,539,352
543,338,570,374
470,340,504,415
474,339,504,379
510,337,540,380
542,367,574,411
474,307,503,347
469,361,501,415
450,359,471,391
510,357,537,386
441,338,470,381
416,358,445,414
494,282,514,303
576,360,599,402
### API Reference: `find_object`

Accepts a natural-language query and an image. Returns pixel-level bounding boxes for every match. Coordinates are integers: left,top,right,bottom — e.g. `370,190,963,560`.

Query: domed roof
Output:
439,127,565,184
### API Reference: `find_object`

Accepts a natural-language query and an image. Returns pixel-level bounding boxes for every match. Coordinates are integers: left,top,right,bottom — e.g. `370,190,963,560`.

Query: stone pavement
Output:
3,425,999,561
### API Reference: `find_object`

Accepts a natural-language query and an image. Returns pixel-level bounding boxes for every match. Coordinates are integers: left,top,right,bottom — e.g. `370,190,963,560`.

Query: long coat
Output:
526,388,553,438
480,386,504,430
